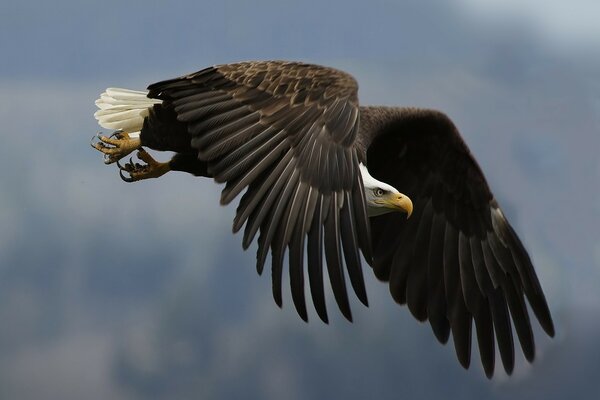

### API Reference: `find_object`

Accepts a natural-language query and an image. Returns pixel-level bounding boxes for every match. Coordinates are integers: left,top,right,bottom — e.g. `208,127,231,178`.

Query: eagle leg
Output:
117,148,171,183
91,130,141,165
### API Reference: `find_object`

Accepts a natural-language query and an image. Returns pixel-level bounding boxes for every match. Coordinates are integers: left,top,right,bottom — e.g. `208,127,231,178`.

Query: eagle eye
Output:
374,188,385,197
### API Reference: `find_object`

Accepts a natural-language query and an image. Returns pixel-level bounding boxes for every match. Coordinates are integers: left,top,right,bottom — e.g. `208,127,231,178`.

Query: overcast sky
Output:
0,1,598,399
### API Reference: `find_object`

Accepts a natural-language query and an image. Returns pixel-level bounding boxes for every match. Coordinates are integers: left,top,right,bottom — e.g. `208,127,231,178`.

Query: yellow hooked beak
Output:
383,193,413,218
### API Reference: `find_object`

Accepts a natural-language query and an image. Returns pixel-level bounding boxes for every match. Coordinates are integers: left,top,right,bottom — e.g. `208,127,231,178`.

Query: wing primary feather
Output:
327,146,342,192
296,123,321,178
324,192,352,321
290,186,327,322
487,233,536,359
388,214,415,305
322,98,347,134
328,99,356,143
444,223,473,369
407,198,434,321
266,169,301,307
474,302,495,378
371,219,403,281
487,232,519,277
443,224,459,316
281,182,309,252
451,303,473,370
352,157,373,262
235,180,263,235
505,222,542,291
336,149,349,188
427,213,451,343
505,279,535,362
488,287,515,374
281,105,321,145
308,195,328,323
340,191,368,306
302,187,319,236
468,237,498,377
340,107,359,146
294,120,320,160
251,157,296,274
504,224,555,337
480,239,502,289
289,225,308,321
306,139,324,187
257,166,301,274
389,199,425,305
458,231,481,313
470,237,493,294
319,142,331,190
283,182,308,321
270,241,285,308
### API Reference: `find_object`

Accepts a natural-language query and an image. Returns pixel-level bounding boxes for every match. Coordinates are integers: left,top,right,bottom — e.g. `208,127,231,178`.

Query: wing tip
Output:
341,307,354,323
538,311,556,338
483,365,494,379
297,309,309,323
357,290,369,308
317,311,329,324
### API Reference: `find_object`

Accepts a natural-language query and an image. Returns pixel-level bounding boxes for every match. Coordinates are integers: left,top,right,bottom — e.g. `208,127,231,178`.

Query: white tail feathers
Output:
94,88,162,132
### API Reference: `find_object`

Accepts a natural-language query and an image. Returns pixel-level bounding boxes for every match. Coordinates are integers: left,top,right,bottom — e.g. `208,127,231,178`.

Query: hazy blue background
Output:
0,1,598,399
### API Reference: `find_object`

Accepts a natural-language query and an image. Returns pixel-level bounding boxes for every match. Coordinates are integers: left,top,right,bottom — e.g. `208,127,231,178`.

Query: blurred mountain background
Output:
0,0,598,398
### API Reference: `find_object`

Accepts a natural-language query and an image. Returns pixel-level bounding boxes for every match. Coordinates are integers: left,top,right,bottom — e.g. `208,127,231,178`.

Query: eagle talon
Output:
115,149,170,182
91,131,141,164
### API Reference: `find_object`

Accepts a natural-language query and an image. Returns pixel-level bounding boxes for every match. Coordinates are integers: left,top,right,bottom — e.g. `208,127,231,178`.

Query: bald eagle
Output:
92,61,554,377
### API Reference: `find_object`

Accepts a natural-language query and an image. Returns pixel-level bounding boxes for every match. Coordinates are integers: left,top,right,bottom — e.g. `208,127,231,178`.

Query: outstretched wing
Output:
366,109,554,377
148,61,372,322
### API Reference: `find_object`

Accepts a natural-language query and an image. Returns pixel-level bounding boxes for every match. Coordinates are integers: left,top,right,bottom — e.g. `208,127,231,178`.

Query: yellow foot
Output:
117,148,171,182
91,131,141,164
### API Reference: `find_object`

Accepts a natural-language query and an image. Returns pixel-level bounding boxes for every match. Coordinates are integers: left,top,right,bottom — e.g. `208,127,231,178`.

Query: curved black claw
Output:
90,133,100,147
116,158,134,183
119,169,134,183
91,133,109,150
109,130,125,140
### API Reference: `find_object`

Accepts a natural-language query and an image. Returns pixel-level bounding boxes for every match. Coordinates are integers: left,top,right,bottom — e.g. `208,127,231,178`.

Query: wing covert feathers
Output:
147,61,369,322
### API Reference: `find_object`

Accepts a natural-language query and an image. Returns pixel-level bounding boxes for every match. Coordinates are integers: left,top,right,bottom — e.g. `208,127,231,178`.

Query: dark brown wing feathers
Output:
365,107,554,376
147,61,370,323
